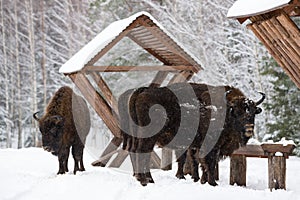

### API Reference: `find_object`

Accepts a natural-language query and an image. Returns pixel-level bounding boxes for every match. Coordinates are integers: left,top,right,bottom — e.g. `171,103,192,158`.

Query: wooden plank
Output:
140,19,201,71
89,72,119,115
92,137,123,167
150,151,162,169
232,145,267,158
109,149,129,168
84,65,196,73
161,148,173,170
86,20,142,66
261,144,295,155
248,23,300,88
230,155,247,186
270,17,300,64
268,155,286,190
262,19,300,78
69,73,121,137
149,71,169,87
128,34,172,65
168,71,193,84
260,20,298,72
277,11,300,47
91,149,119,167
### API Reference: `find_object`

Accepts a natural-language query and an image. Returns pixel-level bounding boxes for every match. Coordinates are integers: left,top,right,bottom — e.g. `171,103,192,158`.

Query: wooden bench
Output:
230,144,295,191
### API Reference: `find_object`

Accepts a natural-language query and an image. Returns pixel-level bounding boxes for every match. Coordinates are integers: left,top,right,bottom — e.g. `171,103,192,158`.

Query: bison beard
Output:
119,82,265,186
33,86,90,175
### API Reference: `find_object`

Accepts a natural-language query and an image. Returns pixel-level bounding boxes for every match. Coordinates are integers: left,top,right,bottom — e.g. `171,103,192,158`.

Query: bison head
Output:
225,92,265,145
33,112,65,156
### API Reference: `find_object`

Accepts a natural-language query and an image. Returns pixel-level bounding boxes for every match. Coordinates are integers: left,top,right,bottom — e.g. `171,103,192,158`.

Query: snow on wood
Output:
227,0,292,19
59,11,202,74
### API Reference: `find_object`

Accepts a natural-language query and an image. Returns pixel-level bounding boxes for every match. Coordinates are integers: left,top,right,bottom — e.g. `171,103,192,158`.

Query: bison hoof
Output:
176,173,186,180
192,176,200,182
200,177,207,184
147,177,154,183
57,171,65,175
208,181,218,186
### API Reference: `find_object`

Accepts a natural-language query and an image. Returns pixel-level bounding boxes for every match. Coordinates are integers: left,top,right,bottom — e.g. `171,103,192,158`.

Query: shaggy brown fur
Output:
33,86,90,174
119,82,265,186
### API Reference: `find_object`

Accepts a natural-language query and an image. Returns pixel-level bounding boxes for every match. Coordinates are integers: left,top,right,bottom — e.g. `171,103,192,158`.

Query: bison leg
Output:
189,149,200,182
200,165,208,184
135,151,153,186
72,144,85,174
57,147,70,174
200,149,218,186
133,138,156,186
175,149,187,179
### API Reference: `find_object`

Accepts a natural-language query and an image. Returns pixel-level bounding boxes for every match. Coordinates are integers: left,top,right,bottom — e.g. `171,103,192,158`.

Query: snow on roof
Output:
227,0,292,19
59,11,202,74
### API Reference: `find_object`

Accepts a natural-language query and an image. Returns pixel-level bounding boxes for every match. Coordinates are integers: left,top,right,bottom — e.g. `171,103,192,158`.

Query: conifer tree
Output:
261,57,300,155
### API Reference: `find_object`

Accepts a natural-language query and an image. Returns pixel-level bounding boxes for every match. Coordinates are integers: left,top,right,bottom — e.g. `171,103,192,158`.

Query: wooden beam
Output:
161,148,173,170
248,22,300,88
276,12,300,49
139,17,201,71
92,137,123,167
268,155,286,190
230,155,247,186
109,149,129,168
232,144,267,158
270,17,300,55
260,20,300,70
89,72,119,116
168,71,194,84
86,20,142,66
68,73,121,137
84,65,195,73
149,71,169,87
259,20,300,86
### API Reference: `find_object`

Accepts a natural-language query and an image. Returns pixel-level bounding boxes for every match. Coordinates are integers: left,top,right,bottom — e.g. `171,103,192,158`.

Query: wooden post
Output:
268,154,286,190
230,155,247,186
109,149,129,168
150,151,162,169
161,148,173,170
92,137,123,167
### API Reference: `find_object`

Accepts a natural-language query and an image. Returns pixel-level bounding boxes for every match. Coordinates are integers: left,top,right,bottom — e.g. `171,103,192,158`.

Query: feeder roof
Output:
59,11,203,74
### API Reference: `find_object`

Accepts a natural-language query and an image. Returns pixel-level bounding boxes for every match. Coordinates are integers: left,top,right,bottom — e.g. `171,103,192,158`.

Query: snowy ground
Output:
1,148,300,200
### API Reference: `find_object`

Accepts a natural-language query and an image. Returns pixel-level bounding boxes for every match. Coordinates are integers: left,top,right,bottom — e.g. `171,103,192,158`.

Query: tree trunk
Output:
26,0,39,147
1,0,12,148
13,0,22,149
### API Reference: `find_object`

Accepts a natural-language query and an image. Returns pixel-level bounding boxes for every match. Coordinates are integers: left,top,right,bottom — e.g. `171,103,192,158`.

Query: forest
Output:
0,0,299,154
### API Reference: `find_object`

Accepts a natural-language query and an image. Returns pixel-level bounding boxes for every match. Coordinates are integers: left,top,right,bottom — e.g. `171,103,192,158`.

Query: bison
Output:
119,82,265,186
175,84,265,186
33,86,91,175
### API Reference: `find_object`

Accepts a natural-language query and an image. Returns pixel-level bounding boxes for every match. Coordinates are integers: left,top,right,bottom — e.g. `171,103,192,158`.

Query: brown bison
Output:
119,82,265,186
33,86,90,174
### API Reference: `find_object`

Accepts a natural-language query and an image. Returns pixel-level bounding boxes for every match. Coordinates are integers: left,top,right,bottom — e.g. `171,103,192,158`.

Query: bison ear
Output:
255,107,262,114
51,115,64,126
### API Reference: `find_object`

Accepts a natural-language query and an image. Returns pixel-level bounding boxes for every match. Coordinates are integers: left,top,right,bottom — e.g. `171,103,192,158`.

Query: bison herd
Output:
34,83,265,186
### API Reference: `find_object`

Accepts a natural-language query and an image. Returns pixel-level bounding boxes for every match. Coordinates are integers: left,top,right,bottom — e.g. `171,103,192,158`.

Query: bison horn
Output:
256,92,265,106
33,112,40,121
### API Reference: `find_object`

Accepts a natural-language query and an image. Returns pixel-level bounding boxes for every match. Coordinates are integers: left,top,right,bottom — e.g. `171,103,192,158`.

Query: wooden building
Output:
228,0,300,88
59,12,203,168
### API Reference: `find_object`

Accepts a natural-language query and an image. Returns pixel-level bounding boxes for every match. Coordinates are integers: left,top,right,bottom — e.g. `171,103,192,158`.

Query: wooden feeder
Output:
59,12,203,169
228,0,300,88
230,143,295,190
